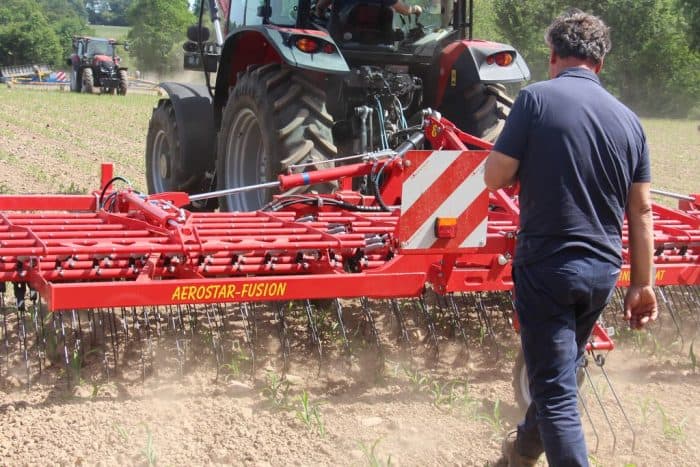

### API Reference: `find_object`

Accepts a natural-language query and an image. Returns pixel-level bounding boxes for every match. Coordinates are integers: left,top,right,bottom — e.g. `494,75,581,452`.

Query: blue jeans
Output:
513,249,619,467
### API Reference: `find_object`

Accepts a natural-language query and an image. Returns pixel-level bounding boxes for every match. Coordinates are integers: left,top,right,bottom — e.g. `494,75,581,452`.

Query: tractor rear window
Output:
87,41,114,56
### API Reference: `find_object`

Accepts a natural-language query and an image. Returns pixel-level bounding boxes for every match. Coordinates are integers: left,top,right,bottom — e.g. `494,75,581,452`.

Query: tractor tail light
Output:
435,217,458,239
295,37,319,53
486,52,514,67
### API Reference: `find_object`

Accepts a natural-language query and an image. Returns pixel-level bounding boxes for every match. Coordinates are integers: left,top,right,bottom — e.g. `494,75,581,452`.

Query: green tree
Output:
127,0,193,76
677,0,700,50
39,0,92,60
0,0,63,66
493,0,700,117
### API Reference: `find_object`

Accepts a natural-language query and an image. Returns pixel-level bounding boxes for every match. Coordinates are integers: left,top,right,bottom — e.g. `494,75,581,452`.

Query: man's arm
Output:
483,150,519,191
392,0,421,15
623,181,658,329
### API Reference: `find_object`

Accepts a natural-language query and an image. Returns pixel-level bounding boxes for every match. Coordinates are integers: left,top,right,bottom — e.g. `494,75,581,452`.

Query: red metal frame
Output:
0,115,697,358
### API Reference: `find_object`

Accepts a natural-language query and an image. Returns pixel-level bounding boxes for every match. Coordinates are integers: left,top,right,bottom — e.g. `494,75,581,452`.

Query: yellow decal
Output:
618,269,665,284
450,69,457,87
430,124,439,138
170,282,287,302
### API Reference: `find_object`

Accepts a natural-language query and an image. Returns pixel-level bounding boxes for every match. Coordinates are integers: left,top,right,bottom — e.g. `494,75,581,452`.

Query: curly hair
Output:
545,9,611,64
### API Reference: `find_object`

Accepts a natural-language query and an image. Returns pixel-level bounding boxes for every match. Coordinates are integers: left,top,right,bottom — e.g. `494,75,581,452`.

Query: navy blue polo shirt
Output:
493,67,651,267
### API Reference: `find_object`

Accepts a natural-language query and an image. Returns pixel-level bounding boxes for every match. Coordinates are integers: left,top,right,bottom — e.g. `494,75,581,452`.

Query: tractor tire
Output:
512,349,586,413
146,100,185,193
117,70,128,96
82,68,94,94
216,63,337,211
70,68,81,93
461,83,507,141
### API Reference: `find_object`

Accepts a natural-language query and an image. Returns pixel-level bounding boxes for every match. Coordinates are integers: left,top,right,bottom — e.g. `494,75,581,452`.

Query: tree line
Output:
1,0,698,116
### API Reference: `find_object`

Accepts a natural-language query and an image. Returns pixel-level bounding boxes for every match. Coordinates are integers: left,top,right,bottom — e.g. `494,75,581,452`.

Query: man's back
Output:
494,67,650,266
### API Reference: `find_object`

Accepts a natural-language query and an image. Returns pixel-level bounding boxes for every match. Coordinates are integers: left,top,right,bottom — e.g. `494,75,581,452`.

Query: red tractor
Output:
67,36,129,95
145,0,530,207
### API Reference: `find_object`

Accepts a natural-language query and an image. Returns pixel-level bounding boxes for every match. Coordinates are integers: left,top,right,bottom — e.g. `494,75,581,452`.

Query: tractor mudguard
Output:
220,26,349,81
432,40,530,109
159,82,216,175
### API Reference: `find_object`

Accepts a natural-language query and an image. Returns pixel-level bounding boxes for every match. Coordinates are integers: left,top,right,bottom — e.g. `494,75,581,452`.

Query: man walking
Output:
484,9,658,467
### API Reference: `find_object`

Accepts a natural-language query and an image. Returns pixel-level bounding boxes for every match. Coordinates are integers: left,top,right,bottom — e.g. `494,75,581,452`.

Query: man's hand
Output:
410,5,422,15
623,285,658,330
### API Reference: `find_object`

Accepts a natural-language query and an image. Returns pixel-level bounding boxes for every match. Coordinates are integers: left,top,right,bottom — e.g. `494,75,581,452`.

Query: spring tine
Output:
239,303,257,375
360,297,384,367
154,307,163,337
169,306,184,375
390,299,411,349
473,292,498,347
581,361,618,453
681,285,700,326
17,306,30,387
671,286,700,327
57,312,71,387
108,309,119,372
593,351,636,452
665,287,687,326
577,366,600,453
1,290,6,378
332,299,352,356
416,294,439,359
446,293,470,348
98,309,110,381
204,305,222,381
31,296,44,377
656,287,684,347
303,300,323,366
274,302,291,372
133,307,145,383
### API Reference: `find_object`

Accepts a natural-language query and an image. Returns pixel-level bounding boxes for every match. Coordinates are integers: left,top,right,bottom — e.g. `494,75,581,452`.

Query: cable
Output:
99,176,131,209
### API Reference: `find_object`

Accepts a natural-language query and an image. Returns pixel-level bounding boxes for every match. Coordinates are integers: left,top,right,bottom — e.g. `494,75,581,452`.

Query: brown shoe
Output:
499,430,540,467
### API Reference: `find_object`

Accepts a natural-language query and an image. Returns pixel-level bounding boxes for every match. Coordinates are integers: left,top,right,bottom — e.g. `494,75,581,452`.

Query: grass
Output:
0,86,695,199
0,87,159,194
643,119,700,206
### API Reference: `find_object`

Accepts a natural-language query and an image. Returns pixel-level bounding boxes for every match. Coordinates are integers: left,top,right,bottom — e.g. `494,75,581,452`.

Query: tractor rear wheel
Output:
117,70,128,96
461,83,507,141
82,68,94,94
216,63,337,211
146,100,184,193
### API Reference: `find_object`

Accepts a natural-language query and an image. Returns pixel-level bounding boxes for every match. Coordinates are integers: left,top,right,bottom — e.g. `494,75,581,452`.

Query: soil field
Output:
0,87,698,467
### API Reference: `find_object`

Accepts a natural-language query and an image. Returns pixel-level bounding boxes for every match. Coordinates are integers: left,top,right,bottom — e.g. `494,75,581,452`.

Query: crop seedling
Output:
477,399,505,438
655,401,687,441
358,437,392,467
113,423,129,443
141,424,158,466
639,397,654,425
402,366,431,393
296,390,325,437
261,371,291,410
221,349,249,380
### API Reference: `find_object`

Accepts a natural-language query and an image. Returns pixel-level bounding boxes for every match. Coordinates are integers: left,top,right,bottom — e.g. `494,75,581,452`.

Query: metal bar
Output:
651,188,695,201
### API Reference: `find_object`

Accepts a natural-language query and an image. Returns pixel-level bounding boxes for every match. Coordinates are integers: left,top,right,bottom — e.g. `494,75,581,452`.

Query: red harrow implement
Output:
0,112,698,449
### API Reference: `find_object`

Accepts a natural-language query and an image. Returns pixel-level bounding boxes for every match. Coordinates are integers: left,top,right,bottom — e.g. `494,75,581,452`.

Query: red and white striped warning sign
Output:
398,150,489,253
